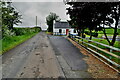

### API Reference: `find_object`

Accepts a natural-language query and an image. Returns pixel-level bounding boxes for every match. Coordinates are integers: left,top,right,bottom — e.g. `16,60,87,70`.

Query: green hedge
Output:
1,27,41,54
14,27,41,36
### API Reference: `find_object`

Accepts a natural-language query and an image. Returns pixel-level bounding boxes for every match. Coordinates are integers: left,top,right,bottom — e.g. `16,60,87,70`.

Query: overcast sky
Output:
13,1,69,30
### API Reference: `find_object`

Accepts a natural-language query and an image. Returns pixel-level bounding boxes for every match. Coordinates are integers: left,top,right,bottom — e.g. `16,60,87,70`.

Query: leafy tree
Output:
96,2,120,46
67,2,101,39
1,2,22,38
66,2,120,46
2,2,22,30
46,12,60,32
0,2,2,39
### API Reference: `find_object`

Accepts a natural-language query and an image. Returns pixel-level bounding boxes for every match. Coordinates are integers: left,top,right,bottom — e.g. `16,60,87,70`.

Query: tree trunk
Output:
103,25,111,45
77,29,81,36
89,29,92,40
110,16,119,46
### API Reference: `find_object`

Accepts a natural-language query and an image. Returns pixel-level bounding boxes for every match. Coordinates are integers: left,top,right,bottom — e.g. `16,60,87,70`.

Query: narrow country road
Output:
48,35,91,78
2,32,91,78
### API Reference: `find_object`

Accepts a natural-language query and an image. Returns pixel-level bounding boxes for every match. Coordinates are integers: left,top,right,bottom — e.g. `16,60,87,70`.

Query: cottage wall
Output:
53,21,78,35
53,28,78,35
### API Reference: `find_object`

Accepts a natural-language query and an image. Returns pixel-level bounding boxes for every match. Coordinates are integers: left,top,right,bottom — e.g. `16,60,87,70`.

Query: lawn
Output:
85,28,120,38
85,34,120,49
0,32,38,54
92,39,120,49
98,28,114,34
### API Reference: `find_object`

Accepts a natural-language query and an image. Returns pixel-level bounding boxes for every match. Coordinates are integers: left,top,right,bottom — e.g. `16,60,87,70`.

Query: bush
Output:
2,25,41,39
14,27,41,36
2,25,16,38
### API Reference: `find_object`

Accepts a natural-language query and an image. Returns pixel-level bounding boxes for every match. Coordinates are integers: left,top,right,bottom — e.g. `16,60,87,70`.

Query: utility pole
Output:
36,16,37,27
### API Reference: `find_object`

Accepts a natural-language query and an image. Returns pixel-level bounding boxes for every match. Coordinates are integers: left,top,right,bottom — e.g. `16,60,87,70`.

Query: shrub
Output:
14,27,41,36
2,25,16,38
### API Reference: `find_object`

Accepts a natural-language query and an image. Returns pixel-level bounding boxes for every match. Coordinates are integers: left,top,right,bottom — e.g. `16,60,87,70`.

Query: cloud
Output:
13,2,69,30
11,0,63,2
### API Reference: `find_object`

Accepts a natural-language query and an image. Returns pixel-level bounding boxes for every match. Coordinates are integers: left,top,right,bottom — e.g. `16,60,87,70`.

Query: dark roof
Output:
54,21,71,28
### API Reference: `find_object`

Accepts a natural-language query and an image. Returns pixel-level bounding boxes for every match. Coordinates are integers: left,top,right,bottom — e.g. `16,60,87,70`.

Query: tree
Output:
96,2,120,46
46,12,60,32
2,2,22,30
66,2,120,46
66,2,86,37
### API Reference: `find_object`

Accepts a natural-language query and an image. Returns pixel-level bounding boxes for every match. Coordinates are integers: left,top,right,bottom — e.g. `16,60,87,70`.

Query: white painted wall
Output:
53,20,78,35
53,28,78,35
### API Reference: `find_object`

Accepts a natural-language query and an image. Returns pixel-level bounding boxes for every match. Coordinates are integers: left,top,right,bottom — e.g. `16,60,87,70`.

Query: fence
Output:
69,34,120,73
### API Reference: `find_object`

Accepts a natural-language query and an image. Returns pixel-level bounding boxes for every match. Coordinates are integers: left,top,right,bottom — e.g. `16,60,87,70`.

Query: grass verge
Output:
0,32,38,54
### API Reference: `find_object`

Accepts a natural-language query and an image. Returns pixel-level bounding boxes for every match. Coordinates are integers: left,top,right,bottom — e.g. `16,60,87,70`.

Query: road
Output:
48,35,91,78
2,32,91,78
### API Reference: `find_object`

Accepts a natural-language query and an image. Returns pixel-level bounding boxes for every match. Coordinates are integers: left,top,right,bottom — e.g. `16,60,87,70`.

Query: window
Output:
74,29,76,33
63,30,65,33
59,29,62,33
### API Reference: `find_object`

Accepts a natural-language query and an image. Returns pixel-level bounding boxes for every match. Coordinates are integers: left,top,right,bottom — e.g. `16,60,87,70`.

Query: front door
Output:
66,29,69,35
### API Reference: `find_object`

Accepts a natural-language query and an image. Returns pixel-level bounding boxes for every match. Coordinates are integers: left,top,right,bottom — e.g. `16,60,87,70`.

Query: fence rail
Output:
69,34,120,73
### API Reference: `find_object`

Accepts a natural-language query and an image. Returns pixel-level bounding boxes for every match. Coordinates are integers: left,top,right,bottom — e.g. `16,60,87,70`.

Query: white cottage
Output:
53,21,78,36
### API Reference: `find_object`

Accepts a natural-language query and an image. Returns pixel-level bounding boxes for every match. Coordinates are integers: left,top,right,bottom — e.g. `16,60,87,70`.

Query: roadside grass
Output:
0,32,38,54
0,40,2,54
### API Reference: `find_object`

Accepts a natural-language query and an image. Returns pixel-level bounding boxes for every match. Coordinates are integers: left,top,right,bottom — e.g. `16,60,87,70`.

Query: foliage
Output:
66,2,120,46
1,27,41,54
1,32,38,54
13,27,41,36
46,12,60,32
96,2,120,46
1,2,42,54
2,2,22,30
1,1,22,38
2,25,16,38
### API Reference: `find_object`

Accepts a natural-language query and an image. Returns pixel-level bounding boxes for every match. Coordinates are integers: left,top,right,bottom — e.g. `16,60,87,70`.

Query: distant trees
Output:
46,12,60,32
66,2,120,46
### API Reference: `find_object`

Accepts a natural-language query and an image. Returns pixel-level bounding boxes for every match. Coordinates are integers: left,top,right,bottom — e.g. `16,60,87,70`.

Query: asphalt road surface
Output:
48,35,91,78
2,32,91,78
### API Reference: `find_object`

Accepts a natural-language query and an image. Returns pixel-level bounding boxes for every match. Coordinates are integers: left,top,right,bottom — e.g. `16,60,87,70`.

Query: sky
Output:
10,0,120,29
12,0,69,30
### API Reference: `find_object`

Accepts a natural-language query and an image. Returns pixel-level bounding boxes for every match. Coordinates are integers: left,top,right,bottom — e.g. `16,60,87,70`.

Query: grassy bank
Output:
0,33,38,54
